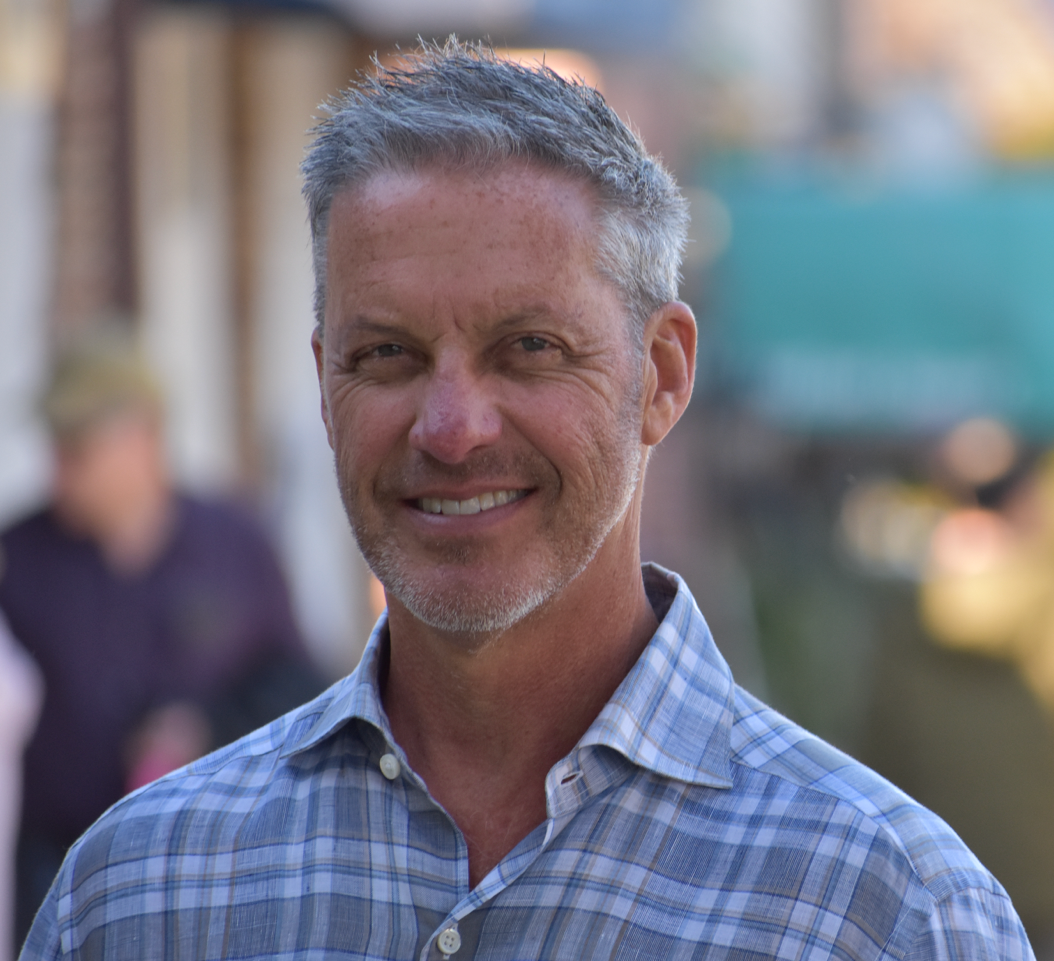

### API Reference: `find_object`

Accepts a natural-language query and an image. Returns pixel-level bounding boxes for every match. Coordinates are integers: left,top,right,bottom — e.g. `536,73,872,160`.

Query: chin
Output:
402,590,547,634
367,540,608,635
344,466,636,635
377,562,562,634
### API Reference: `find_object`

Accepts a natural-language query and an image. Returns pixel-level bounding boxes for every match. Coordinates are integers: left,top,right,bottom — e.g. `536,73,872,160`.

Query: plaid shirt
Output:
22,565,1033,961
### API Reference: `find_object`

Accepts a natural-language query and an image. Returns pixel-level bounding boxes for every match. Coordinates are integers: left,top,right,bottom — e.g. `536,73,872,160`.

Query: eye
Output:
347,341,417,376
517,336,550,352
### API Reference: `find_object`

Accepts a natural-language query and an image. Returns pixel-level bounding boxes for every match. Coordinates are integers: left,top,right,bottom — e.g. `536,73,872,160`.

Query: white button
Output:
436,927,461,956
379,753,400,780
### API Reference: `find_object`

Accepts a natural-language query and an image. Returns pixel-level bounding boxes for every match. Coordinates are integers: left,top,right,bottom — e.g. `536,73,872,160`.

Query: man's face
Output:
314,164,648,635
53,409,166,539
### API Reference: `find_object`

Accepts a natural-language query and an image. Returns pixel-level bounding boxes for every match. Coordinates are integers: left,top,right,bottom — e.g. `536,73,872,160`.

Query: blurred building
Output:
0,0,55,526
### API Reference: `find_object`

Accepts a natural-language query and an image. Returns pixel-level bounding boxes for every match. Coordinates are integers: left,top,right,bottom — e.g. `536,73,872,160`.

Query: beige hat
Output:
43,333,164,439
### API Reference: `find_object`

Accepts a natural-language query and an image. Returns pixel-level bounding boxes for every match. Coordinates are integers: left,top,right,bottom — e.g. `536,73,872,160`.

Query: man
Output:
21,42,1033,960
3,337,319,946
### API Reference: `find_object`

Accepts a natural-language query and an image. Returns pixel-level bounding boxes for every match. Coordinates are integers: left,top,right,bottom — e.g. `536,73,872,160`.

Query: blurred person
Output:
20,43,1033,960
0,614,41,961
922,447,1054,708
0,335,321,946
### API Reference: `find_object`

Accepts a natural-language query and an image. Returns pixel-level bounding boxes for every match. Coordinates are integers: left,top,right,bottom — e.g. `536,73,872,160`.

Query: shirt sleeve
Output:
904,886,1036,961
17,882,63,961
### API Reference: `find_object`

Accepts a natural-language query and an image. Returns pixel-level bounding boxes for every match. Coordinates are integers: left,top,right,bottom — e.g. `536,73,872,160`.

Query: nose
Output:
408,359,502,464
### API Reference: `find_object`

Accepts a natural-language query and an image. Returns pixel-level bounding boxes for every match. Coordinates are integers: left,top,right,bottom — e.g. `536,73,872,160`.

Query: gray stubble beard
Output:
336,436,643,637
337,357,647,636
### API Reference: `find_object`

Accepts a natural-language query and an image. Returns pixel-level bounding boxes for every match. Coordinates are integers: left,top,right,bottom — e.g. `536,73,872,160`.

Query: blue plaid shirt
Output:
21,565,1033,961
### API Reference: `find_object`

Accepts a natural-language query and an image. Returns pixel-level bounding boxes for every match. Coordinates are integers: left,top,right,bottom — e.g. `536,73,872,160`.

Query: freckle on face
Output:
320,163,645,634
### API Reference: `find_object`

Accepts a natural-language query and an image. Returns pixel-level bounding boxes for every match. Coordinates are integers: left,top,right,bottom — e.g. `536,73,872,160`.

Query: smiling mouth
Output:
415,489,529,516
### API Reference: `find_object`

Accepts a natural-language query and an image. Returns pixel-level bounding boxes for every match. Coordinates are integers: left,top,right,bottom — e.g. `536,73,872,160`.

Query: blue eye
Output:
519,336,548,352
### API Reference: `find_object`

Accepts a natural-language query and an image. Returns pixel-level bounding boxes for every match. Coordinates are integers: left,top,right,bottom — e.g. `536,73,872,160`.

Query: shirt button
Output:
436,927,461,956
379,753,400,780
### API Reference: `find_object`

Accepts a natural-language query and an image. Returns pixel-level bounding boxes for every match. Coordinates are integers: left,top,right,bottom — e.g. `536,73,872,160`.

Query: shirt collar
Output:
283,564,735,789
280,616,393,758
577,564,734,788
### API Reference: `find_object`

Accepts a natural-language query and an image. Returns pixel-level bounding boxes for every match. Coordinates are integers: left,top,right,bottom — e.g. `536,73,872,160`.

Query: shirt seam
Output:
726,754,1005,905
880,882,1021,961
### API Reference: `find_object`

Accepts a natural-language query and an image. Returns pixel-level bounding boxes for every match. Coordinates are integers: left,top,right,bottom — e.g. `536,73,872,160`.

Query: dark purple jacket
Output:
0,495,314,848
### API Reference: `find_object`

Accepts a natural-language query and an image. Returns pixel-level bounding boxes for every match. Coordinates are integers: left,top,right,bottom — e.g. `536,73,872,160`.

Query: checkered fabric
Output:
21,565,1033,961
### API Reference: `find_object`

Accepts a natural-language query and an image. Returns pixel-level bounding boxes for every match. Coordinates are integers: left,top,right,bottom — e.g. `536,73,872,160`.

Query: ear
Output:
311,327,335,450
640,301,696,447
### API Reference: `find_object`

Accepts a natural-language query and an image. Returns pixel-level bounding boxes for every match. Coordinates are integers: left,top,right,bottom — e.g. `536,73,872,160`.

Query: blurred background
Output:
5,0,1054,952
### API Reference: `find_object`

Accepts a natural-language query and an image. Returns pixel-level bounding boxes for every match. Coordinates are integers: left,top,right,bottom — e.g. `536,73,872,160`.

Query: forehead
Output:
332,161,599,240
324,163,611,321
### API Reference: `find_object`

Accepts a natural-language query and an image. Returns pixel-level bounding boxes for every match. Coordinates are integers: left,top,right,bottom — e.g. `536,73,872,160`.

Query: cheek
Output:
56,457,119,517
327,388,416,478
515,393,638,495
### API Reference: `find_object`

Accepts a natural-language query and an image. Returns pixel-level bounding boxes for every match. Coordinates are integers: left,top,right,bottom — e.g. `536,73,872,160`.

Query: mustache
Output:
377,449,554,496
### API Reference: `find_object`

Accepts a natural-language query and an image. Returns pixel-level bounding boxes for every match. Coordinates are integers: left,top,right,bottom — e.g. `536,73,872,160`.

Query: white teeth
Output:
417,490,525,516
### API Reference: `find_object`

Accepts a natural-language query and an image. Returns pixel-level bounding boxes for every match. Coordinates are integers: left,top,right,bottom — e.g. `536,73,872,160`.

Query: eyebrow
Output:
489,308,560,332
346,318,407,338
335,291,598,351
346,305,567,337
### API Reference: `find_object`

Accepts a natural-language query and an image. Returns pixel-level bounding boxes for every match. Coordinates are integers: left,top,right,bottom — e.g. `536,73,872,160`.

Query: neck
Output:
381,527,658,887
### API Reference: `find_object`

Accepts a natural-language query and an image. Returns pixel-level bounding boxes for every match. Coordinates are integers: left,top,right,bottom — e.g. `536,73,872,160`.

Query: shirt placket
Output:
412,753,597,961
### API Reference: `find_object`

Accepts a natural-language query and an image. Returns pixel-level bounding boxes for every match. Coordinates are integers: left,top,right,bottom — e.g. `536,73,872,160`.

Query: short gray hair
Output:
301,38,689,336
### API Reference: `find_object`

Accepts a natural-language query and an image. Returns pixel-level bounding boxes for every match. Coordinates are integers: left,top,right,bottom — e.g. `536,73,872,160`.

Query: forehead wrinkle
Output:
335,161,601,253
327,162,629,340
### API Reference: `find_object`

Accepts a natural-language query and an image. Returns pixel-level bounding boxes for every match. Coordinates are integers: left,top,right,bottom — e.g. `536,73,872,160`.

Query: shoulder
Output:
26,635,392,951
174,494,271,542
702,687,1036,958
0,507,86,608
168,494,284,572
23,689,344,958
729,685,1022,935
1,505,62,551
61,677,354,864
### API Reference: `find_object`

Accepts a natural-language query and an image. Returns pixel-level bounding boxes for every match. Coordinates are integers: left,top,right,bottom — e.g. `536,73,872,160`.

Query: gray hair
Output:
301,39,689,337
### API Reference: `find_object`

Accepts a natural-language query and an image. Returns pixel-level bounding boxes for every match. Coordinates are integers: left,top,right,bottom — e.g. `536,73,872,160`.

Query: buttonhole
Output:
560,772,581,785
